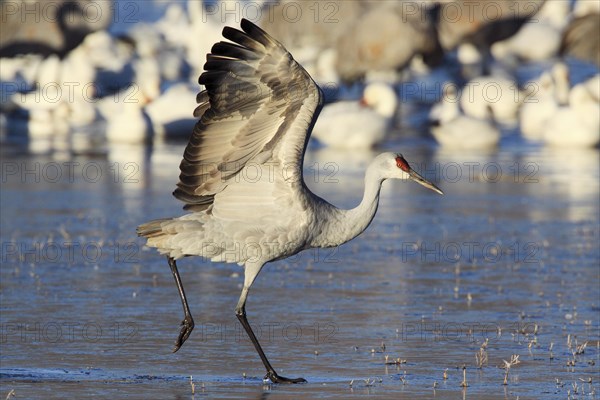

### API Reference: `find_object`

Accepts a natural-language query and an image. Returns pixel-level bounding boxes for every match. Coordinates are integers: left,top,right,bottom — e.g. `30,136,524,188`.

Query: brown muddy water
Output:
1,139,598,399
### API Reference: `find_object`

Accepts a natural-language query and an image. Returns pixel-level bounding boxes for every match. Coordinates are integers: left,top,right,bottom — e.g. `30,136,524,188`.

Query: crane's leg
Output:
235,285,306,384
168,256,194,352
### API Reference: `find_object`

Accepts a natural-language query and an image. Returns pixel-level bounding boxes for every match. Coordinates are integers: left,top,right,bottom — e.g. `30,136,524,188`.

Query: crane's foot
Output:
264,371,306,384
172,315,194,353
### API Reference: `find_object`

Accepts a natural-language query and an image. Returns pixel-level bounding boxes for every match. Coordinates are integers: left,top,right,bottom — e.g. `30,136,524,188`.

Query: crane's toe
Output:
264,371,307,384
172,315,194,352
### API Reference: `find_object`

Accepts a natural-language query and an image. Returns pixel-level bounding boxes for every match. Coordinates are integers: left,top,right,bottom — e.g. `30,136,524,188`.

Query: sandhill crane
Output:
560,12,600,66
335,2,443,82
137,19,443,384
434,0,546,74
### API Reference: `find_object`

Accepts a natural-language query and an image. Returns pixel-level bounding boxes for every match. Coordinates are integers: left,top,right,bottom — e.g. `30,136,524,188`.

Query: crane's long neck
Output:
347,166,385,237
315,164,385,248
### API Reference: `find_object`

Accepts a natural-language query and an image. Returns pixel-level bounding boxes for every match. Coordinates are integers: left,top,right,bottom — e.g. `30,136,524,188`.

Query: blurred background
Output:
0,0,598,151
1,1,599,399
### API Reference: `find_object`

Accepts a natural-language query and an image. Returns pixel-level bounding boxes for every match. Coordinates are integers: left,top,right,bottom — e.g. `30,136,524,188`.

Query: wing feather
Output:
174,18,323,211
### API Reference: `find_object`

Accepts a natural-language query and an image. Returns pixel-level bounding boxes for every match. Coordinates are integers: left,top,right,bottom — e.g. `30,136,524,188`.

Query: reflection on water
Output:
1,141,598,399
531,147,600,222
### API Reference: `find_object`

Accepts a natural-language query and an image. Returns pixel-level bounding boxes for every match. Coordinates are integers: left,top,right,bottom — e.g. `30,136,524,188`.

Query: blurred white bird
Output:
156,3,191,48
519,63,570,140
520,71,558,140
10,55,65,142
13,55,61,109
105,85,152,144
430,84,500,150
60,42,99,136
146,82,197,139
491,0,569,64
311,83,397,149
127,23,164,60
460,75,523,126
133,57,161,101
543,74,600,147
83,30,132,72
301,47,340,86
581,74,600,101
97,56,160,120
0,54,41,84
60,45,96,91
186,0,233,80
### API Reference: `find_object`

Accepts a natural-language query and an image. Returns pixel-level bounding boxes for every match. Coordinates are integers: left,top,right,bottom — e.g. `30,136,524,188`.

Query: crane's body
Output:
140,156,391,262
138,19,442,384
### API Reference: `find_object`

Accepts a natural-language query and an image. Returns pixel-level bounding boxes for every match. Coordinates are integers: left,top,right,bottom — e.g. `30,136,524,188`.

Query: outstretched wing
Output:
174,18,323,211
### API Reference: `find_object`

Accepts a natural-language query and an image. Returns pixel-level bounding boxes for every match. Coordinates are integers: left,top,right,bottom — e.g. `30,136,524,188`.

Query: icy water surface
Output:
1,140,599,399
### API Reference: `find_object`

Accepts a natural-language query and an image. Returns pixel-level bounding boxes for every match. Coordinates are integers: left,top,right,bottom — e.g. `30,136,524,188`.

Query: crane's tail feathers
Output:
138,218,209,260
137,218,172,239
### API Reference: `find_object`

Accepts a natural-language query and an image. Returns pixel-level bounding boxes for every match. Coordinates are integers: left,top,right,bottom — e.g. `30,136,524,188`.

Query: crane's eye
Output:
395,155,410,172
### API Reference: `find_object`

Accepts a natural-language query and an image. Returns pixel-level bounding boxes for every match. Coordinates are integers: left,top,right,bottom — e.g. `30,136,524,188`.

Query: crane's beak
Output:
409,169,444,195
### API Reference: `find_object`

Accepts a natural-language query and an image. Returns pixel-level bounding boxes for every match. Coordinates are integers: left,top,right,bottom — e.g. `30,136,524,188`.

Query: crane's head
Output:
375,152,443,195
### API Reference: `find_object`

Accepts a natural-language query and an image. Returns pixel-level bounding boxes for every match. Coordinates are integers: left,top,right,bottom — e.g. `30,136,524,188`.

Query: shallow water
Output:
1,137,598,399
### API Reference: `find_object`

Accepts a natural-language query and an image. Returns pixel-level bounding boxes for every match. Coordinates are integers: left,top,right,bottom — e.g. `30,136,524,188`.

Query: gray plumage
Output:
257,0,368,50
560,12,600,66
435,0,546,51
335,2,443,82
0,0,113,57
137,18,442,383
